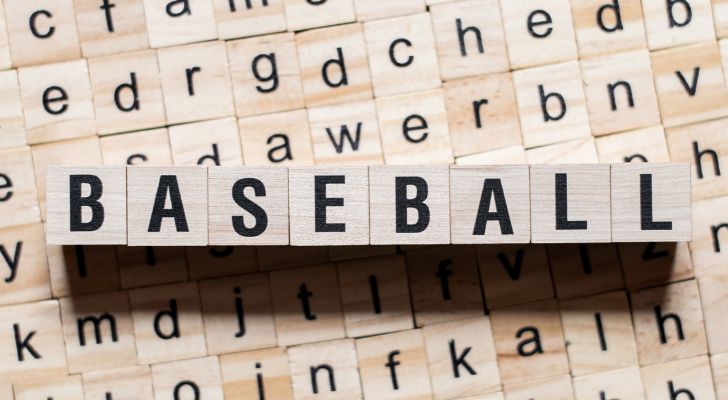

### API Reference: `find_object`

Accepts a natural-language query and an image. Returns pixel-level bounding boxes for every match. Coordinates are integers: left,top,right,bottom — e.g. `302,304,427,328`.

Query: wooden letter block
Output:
59,291,137,373
0,146,41,228
530,164,611,243
0,300,67,383
450,165,530,244
186,246,257,280
0,223,50,306
641,356,716,400
199,273,277,355
642,0,715,50
716,0,728,38
651,42,728,128
697,273,728,354
618,242,694,290
238,109,315,166
83,365,155,400
423,316,501,399
208,166,289,245
45,243,119,297
513,61,591,148
570,0,647,59
152,356,224,400
631,280,708,366
548,244,624,299
74,0,149,58
284,0,356,31
595,125,670,163
289,166,369,246
46,166,127,245
296,23,372,107
220,347,294,400
18,60,97,145
4,0,81,67
503,374,574,400
456,145,527,166
169,118,243,166
142,0,217,48
354,0,425,22
0,70,27,149
100,128,173,166
14,375,83,400
308,100,384,165
227,33,305,117
127,166,208,246
490,299,570,385
257,245,329,271
499,0,578,69
363,13,441,97
214,0,286,39
525,137,599,164
0,2,11,71
723,39,728,89
560,291,638,376
157,41,235,125
129,282,207,364
611,163,692,242
288,338,361,399
712,353,728,399
269,263,345,346
88,49,166,135
117,245,188,289
356,330,433,399
337,255,413,338
572,367,646,400
376,89,454,165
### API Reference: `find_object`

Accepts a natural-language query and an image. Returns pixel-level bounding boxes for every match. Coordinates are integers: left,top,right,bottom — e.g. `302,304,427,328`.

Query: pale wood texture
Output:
83,365,155,400
288,338,362,399
526,138,599,164
100,128,173,166
640,355,716,400
220,347,294,400
214,0,286,39
572,367,646,400
14,374,84,400
596,125,670,163
354,0,425,22
642,0,715,50
74,0,149,58
503,374,574,400
0,146,40,228
142,0,217,48
238,109,315,167
570,0,647,59
169,117,243,166
284,0,356,32
0,223,50,305
0,70,26,149
151,356,224,400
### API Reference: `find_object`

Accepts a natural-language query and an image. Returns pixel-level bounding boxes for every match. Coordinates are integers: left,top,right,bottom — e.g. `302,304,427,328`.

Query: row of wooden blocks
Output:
45,164,691,246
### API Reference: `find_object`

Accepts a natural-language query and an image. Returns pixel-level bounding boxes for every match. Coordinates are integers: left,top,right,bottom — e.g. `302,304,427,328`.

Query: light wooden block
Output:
581,50,660,136
257,245,329,271
423,316,501,399
129,282,207,364
284,0,356,31
642,0,715,50
716,0,728,38
525,138,599,164
429,0,509,82
0,223,50,306
560,291,639,376
354,0,425,21
0,146,40,228
45,243,119,297
443,73,522,158
502,374,574,400
363,13,441,97
0,70,26,149
208,166,289,246
0,1,11,71
723,39,728,89
59,291,137,373
227,33,305,117
288,338,362,399
214,0,286,39
4,0,81,67
269,263,345,346
477,244,554,309
631,280,708,366
169,118,243,166
612,163,692,242
295,23,372,107
356,329,433,399
376,89,454,165
572,367,645,400
18,60,97,145
337,254,414,338
32,137,103,221
0,300,67,384
289,166,369,246
595,125,670,163
570,0,647,59
74,0,149,58
308,100,384,165
199,273,277,355
117,245,189,289
651,42,728,128
83,365,155,400
370,165,450,245
142,0,217,48
0,383,12,399
450,165,530,244
490,299,570,385
186,246,257,280
513,61,591,148
88,49,166,135
641,356,716,400
619,242,694,289
698,273,728,354
127,166,208,246
712,352,728,399
456,145,527,166
239,109,315,166
499,0,578,69
530,164,611,243
152,356,224,400
548,244,624,299
100,128,173,166
46,166,126,245
666,117,728,201
158,41,235,125
220,347,294,400
406,246,484,327
14,375,83,400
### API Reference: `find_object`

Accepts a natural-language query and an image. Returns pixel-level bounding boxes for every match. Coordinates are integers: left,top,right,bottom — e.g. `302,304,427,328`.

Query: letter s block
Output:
46,166,127,245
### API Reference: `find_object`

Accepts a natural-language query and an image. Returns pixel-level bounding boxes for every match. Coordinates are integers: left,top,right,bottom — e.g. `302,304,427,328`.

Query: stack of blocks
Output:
1,0,728,398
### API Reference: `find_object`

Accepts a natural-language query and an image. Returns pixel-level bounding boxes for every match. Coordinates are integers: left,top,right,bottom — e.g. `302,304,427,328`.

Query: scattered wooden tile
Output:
238,109,315,166
74,0,149,57
354,0,425,21
0,1,11,71
288,338,362,399
715,0,728,38
214,0,286,39
455,145,527,166
14,375,83,400
572,367,645,400
689,195,728,278
186,246,257,280
0,146,41,228
642,0,715,50
83,365,155,400
45,243,119,297
619,242,694,290
257,245,329,271
328,245,396,262
502,374,574,400
640,355,716,400
151,356,224,400
0,223,50,306
100,128,173,166
595,125,670,163
698,273,728,355
117,245,189,289
0,70,27,149
712,352,728,399
284,0,356,31
570,0,647,59
526,138,599,164
220,347,294,400
142,0,217,48
548,244,624,299
169,118,243,166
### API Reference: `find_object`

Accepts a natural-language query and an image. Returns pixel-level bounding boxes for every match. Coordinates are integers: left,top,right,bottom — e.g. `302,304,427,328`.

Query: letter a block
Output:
611,163,691,242
46,166,127,245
